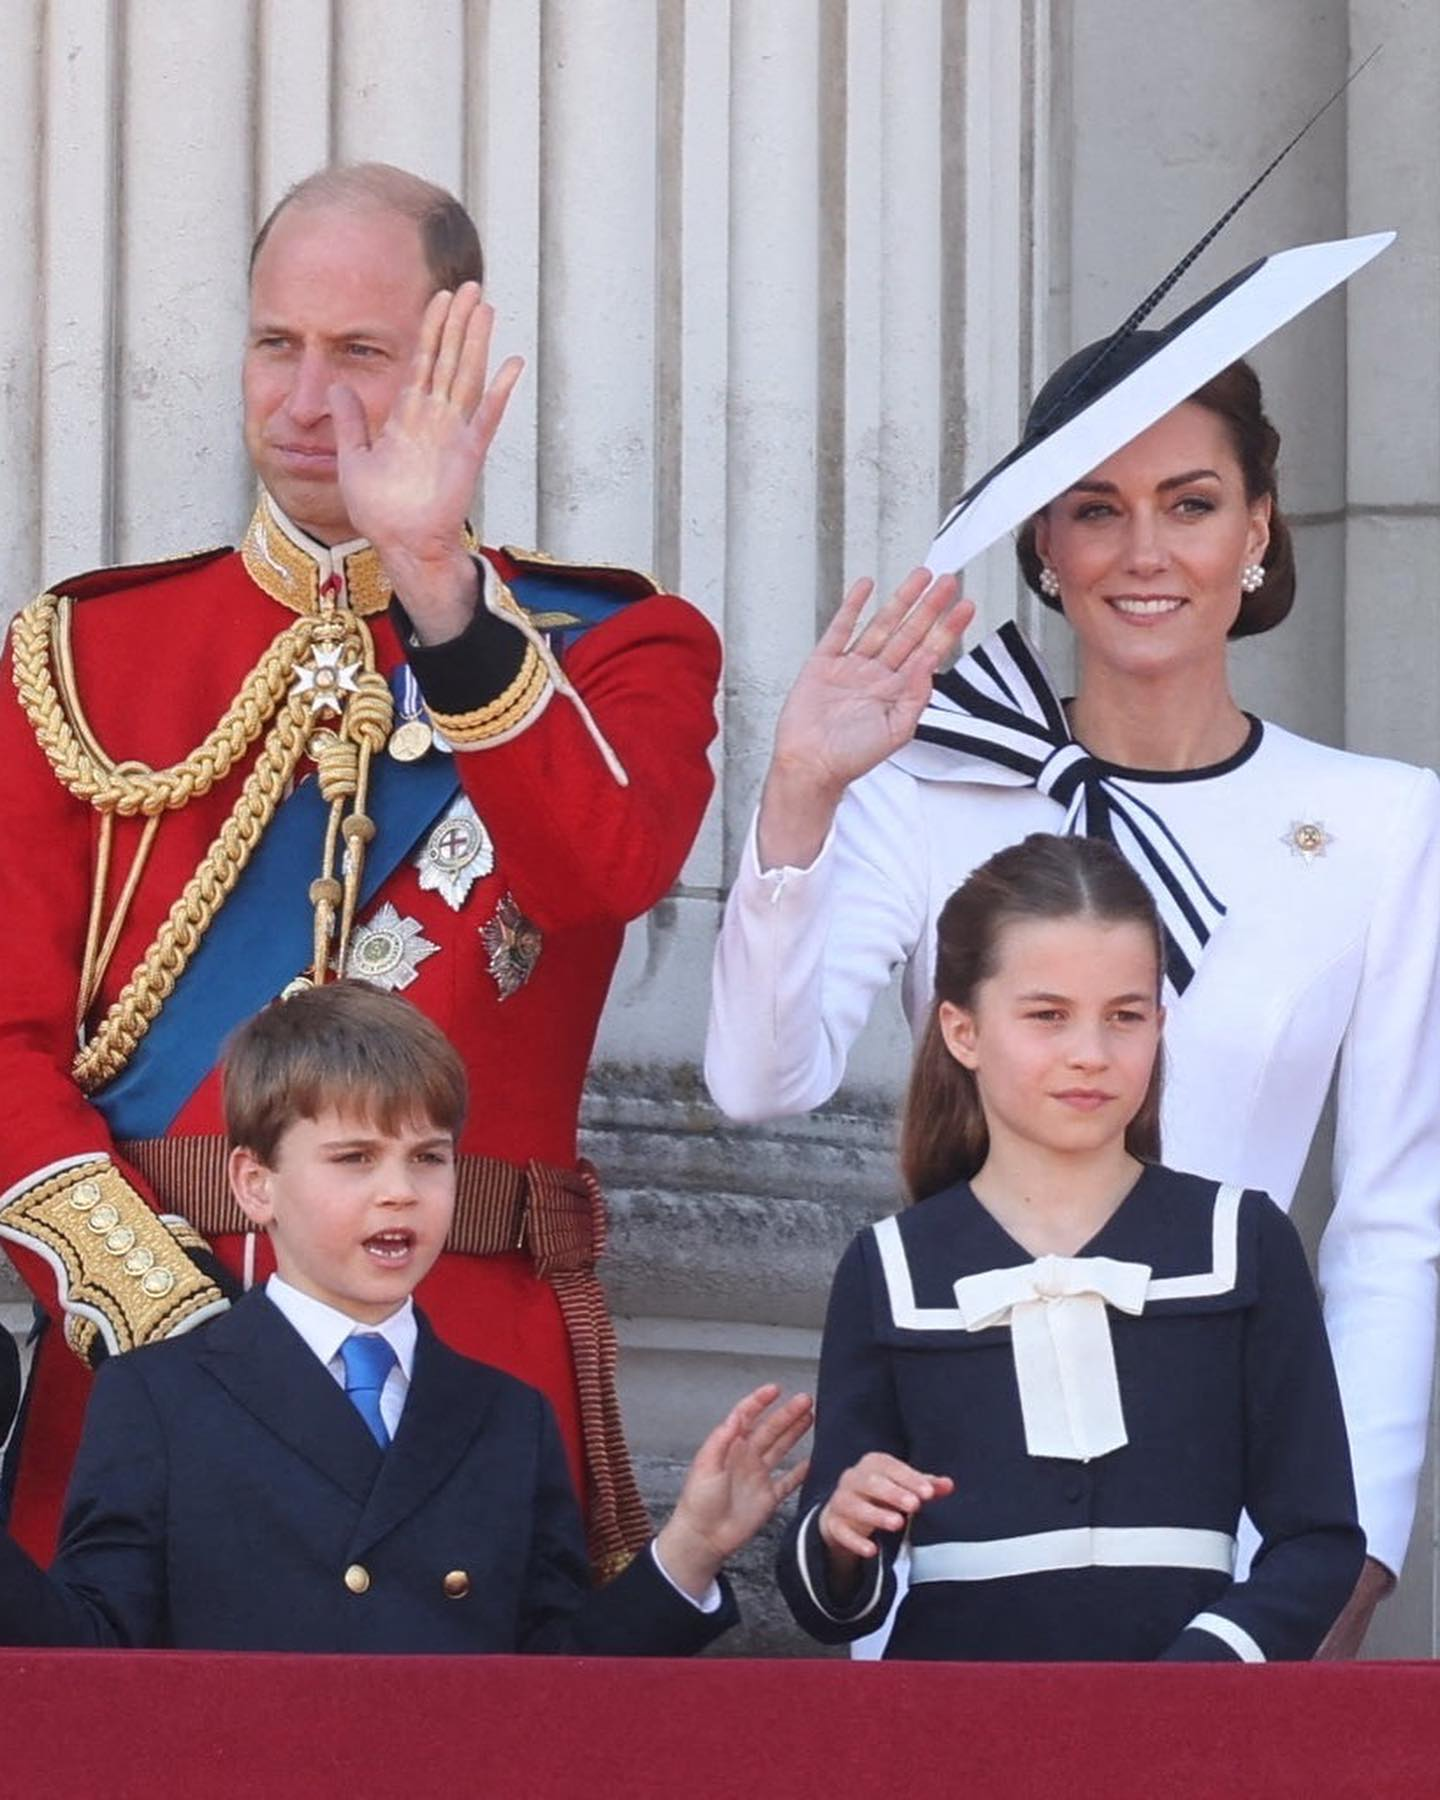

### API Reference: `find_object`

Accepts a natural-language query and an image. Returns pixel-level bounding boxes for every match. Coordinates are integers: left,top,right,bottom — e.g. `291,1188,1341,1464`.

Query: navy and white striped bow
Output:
898,622,1225,995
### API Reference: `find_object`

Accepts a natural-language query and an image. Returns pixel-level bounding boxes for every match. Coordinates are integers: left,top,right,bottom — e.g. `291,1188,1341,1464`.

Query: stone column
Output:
1341,0,1440,1661
1053,0,1439,1658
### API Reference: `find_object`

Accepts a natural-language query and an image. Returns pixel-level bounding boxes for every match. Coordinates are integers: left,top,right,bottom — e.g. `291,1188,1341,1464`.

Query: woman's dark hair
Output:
1015,353,1295,638
899,834,1165,1202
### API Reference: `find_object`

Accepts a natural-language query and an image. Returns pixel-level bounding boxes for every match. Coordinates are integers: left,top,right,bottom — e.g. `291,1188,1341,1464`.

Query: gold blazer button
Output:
344,1564,371,1595
443,1570,470,1599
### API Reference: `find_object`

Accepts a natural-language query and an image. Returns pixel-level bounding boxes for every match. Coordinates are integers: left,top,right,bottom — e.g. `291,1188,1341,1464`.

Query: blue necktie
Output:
339,1333,396,1448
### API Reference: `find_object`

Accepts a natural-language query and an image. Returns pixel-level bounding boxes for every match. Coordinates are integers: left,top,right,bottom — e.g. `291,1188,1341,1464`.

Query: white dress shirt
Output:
266,1275,416,1440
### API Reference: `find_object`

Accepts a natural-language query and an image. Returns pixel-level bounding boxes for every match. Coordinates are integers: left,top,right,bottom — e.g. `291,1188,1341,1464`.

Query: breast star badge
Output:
343,903,440,991
481,893,542,999
1281,819,1334,864
415,796,495,911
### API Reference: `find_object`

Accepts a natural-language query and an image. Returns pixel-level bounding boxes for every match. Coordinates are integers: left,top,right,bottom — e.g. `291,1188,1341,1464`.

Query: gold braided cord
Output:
52,596,113,771
13,568,390,1088
333,669,392,972
11,590,321,815
72,605,382,1090
71,693,316,1092
77,811,115,1031
80,813,161,1023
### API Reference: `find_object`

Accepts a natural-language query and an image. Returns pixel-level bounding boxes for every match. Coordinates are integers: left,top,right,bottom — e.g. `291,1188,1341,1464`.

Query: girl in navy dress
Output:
779,833,1364,1661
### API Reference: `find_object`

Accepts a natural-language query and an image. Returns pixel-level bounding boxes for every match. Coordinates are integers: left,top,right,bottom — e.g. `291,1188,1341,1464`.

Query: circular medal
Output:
388,718,434,763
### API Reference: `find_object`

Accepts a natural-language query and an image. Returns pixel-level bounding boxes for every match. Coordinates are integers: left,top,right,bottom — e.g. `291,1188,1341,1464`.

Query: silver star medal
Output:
343,902,440,991
415,795,495,911
293,643,362,716
1281,819,1335,864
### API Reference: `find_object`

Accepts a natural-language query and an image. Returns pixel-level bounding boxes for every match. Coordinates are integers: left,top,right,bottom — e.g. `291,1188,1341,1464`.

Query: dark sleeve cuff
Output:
795,1504,887,1626
568,1540,738,1656
391,570,530,717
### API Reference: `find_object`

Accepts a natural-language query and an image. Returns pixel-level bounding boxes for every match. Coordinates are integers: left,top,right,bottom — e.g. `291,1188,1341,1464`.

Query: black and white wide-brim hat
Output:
925,231,1393,579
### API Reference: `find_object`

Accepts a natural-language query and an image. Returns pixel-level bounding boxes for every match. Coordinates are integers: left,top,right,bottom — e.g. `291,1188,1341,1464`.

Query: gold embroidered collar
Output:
241,494,394,617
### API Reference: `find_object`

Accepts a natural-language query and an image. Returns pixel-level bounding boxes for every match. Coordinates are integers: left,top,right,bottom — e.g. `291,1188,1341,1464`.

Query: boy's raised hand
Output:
654,1385,813,1601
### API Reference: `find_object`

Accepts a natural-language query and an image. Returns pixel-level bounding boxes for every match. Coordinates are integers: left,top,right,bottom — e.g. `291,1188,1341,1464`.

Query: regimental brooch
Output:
481,893,542,1000
1281,819,1335,864
344,903,440,991
415,795,495,912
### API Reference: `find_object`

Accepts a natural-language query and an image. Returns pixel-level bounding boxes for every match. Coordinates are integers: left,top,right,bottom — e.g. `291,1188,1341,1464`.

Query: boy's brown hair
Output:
222,981,468,1165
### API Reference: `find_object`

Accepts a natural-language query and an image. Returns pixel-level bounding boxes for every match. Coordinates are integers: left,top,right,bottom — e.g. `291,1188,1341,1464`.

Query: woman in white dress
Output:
705,342,1440,1653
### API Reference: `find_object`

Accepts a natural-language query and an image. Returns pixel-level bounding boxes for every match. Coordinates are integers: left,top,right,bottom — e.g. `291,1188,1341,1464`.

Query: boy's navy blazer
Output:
0,1290,732,1655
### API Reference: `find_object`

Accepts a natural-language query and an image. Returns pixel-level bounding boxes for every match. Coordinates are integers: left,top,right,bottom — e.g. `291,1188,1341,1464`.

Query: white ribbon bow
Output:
953,1254,1152,1462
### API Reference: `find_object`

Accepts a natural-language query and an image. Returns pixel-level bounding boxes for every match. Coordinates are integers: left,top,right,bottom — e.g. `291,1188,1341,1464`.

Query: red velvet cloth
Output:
6,1651,1439,1799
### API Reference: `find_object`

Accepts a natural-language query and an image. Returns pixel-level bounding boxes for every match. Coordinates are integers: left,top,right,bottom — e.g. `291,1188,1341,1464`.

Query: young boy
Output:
0,982,810,1653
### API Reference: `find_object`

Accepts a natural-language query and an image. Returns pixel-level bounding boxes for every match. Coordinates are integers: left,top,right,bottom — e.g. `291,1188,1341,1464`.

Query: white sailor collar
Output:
863,1167,1255,1345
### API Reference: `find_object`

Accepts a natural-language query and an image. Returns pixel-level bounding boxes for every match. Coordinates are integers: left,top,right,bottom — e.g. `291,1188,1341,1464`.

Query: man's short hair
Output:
222,980,469,1165
249,162,484,292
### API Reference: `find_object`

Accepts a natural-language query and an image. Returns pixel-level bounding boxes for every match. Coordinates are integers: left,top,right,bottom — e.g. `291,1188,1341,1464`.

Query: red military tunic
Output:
0,497,720,1569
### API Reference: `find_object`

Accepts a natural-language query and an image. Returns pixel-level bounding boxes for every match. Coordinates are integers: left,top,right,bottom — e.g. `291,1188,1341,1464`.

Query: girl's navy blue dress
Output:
779,1165,1365,1660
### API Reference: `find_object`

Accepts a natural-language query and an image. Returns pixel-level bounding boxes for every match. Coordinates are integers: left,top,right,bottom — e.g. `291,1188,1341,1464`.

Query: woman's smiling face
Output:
1033,400,1271,683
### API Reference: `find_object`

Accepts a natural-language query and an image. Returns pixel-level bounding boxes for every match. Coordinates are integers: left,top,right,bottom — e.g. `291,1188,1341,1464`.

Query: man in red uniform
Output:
0,164,719,1574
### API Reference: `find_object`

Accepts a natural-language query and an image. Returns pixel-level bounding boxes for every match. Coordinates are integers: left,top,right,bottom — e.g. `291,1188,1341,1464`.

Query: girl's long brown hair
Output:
900,834,1165,1202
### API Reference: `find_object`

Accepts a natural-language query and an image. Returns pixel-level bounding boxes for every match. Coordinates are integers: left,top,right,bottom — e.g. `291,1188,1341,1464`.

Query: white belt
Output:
909,1526,1236,1584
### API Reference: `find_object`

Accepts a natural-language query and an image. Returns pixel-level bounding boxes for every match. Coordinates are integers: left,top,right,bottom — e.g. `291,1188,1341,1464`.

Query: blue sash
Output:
93,751,459,1140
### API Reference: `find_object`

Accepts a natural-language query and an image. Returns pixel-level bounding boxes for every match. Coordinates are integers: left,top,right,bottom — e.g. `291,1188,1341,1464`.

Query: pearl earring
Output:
1039,567,1061,598
1240,563,1265,594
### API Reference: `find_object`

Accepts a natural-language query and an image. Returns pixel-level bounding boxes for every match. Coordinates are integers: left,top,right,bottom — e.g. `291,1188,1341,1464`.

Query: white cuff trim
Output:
649,1540,722,1614
1188,1610,1266,1663
745,811,836,898
795,1503,887,1624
